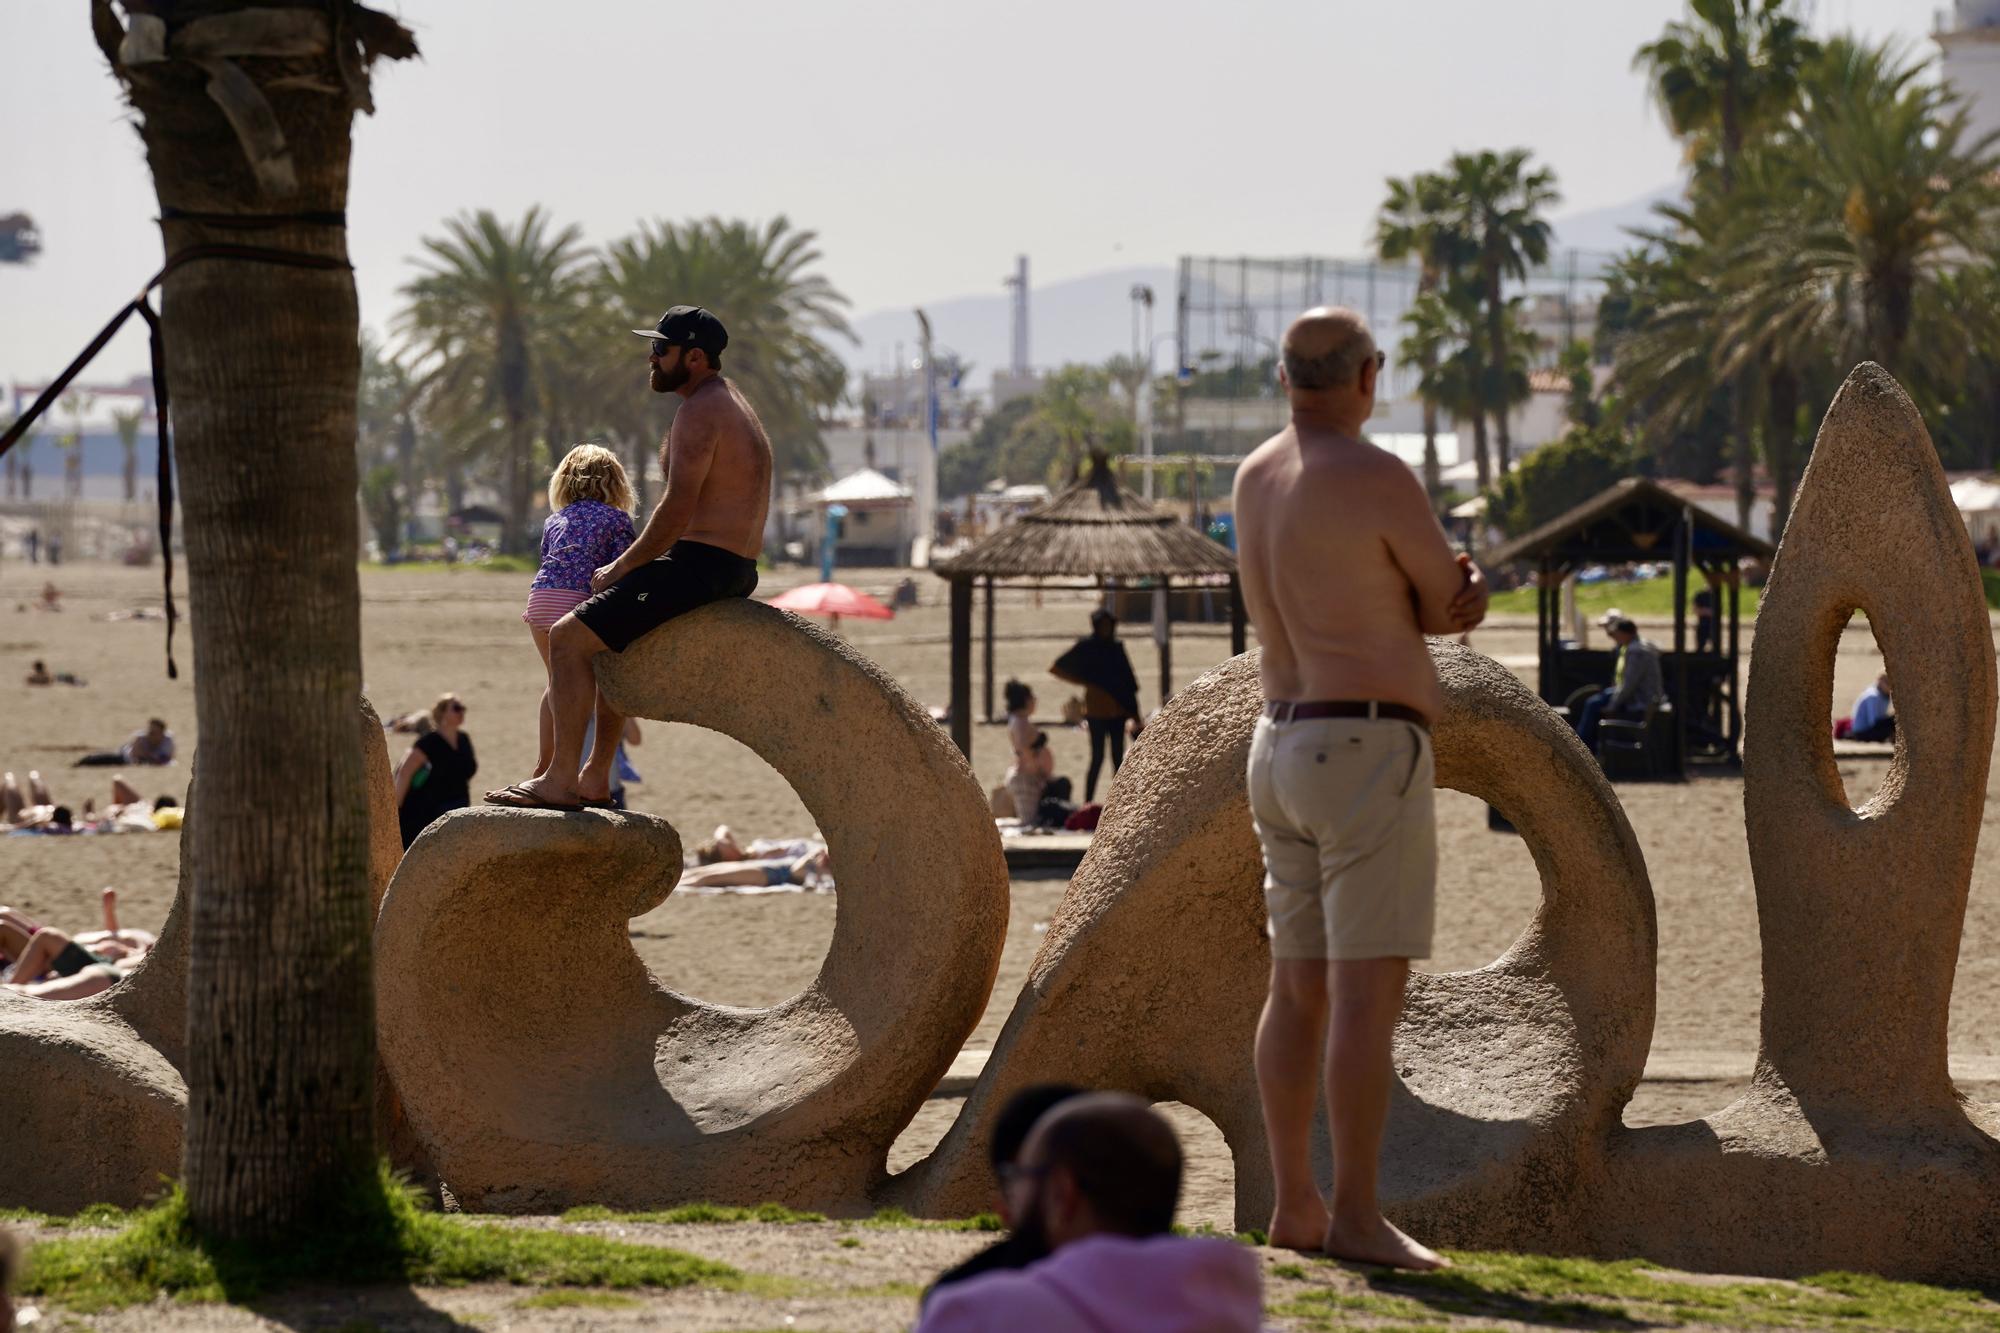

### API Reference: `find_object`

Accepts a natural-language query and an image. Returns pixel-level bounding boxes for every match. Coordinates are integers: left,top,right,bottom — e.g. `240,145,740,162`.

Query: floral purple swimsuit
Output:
523,500,636,630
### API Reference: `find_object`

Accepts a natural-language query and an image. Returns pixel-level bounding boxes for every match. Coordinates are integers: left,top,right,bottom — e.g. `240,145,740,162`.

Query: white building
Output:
1939,2,2000,143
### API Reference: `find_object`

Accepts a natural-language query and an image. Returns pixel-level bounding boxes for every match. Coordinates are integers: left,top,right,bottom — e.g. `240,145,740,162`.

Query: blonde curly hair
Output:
548,443,634,513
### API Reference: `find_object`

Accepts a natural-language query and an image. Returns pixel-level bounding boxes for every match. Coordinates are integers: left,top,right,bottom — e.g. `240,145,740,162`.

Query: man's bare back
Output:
668,377,772,560
1234,424,1468,721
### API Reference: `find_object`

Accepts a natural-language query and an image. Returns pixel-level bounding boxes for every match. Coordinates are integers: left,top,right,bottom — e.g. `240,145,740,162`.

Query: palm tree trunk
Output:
1421,395,1441,506
97,0,411,1239
1766,368,1800,540
1471,409,1491,493
1487,268,1512,475
1732,382,1756,534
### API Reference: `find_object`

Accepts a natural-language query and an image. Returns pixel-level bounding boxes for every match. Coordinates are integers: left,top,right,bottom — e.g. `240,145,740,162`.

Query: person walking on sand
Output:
488,306,768,811
1232,307,1486,1269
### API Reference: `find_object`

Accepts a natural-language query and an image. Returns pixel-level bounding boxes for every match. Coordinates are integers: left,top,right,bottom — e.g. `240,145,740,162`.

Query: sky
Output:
0,0,1948,392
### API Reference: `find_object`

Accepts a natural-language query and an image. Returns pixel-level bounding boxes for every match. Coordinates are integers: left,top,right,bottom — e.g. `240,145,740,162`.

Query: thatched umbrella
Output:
933,455,1243,755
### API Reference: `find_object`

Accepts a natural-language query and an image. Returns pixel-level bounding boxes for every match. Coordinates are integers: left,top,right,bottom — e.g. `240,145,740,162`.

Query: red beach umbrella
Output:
767,581,895,627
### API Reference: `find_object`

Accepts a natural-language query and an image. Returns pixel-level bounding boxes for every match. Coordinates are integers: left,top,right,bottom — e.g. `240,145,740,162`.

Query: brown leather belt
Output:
1264,700,1430,731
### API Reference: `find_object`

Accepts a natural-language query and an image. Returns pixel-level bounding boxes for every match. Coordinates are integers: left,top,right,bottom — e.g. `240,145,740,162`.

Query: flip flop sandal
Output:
484,783,583,813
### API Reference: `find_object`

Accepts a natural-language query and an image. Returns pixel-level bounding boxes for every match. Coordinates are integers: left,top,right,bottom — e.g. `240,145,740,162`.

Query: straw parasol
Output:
932,453,1243,755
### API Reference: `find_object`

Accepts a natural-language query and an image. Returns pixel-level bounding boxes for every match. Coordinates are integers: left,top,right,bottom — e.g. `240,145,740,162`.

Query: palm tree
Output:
94,1,418,1238
595,215,854,490
397,207,591,552
1721,39,2000,379
1399,285,1489,491
1377,171,1469,502
1445,149,1560,476
1634,0,1819,191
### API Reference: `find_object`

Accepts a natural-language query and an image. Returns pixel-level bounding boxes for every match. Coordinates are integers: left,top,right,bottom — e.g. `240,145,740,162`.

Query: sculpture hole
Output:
1833,611,1893,813
626,726,832,1009
1155,1102,1234,1232
1419,789,1542,975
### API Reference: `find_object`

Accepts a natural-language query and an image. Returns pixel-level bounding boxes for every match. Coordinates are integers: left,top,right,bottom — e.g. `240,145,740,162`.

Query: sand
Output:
4,559,1998,1234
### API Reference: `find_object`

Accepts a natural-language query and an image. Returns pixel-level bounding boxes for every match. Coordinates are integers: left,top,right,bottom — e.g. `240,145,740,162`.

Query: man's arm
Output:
592,411,719,591
1381,466,1485,634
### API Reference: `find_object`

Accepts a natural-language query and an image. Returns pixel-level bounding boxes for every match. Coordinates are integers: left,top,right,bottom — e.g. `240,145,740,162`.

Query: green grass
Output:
19,1166,737,1314
0,1203,130,1230
858,1206,1004,1232
560,1201,826,1226
1491,570,2000,621
1487,574,1765,621
1320,1251,2000,1332
512,1289,642,1310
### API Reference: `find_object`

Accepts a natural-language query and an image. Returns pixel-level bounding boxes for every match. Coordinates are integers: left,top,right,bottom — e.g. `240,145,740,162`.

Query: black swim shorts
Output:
573,539,760,654
50,940,107,977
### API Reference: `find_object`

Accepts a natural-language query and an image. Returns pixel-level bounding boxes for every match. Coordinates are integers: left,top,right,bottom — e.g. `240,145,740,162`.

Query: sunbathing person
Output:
0,891,152,1000
24,660,51,685
693,824,822,865
1,771,70,831
680,845,831,892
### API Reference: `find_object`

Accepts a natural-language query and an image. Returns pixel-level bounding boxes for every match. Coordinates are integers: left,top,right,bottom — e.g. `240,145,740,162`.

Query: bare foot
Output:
1323,1212,1449,1270
1267,1197,1331,1252
102,886,120,935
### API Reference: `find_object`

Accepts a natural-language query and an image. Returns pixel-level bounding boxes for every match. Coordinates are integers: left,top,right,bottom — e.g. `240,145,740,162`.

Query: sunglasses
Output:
650,338,681,358
448,702,466,714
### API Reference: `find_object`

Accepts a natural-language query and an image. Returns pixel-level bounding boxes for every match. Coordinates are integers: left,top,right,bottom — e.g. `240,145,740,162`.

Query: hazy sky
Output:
0,0,1945,389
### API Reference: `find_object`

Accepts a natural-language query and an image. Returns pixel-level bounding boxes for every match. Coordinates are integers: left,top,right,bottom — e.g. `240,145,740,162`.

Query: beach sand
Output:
3,559,1996,1232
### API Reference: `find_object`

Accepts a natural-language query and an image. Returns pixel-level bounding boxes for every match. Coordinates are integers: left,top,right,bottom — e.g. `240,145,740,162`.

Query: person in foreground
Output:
916,1092,1262,1332
489,305,768,812
1232,307,1486,1269
922,1082,1083,1308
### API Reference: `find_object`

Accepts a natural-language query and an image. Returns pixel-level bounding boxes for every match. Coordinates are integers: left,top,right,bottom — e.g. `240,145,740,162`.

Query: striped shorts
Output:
522,587,589,632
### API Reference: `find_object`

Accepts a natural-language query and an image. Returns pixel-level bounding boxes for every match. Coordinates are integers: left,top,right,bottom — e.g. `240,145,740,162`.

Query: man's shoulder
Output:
919,1263,1067,1329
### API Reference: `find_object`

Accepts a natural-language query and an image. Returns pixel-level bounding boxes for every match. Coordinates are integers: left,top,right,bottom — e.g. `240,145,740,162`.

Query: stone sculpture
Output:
0,701,401,1212
896,643,1658,1258
373,601,1011,1211
9,366,1994,1284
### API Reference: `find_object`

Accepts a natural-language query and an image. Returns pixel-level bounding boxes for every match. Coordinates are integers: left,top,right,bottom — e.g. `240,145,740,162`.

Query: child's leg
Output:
530,623,556,779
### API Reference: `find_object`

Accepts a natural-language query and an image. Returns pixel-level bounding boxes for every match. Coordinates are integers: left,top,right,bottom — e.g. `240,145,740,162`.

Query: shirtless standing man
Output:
1233,307,1487,1268
489,305,771,811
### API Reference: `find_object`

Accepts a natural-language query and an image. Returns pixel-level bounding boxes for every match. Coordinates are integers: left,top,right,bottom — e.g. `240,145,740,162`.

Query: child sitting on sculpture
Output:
518,444,637,800
1,889,155,1000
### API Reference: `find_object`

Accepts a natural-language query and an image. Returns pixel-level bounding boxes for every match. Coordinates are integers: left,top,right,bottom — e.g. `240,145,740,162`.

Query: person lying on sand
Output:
693,824,822,865
24,660,51,686
1,771,67,831
0,891,152,1000
680,845,831,892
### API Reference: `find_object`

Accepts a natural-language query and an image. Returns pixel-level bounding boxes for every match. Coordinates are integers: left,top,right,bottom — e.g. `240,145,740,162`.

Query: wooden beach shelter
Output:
933,454,1245,756
1483,476,1775,771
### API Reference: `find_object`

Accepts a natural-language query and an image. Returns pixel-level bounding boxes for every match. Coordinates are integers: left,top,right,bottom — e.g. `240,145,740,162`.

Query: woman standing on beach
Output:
395,693,477,848
1050,608,1144,803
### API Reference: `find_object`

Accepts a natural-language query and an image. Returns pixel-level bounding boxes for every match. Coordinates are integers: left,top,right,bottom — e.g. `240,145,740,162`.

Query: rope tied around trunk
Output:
0,213,353,679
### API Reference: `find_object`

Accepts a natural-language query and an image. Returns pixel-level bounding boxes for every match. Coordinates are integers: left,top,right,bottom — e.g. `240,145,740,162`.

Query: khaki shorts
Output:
1247,715,1436,961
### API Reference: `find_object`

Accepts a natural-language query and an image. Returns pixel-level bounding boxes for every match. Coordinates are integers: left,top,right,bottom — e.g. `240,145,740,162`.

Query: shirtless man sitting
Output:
1233,307,1486,1269
489,306,772,811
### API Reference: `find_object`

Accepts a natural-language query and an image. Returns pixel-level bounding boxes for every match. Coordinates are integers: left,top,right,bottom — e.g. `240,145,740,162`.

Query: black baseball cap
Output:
631,305,729,356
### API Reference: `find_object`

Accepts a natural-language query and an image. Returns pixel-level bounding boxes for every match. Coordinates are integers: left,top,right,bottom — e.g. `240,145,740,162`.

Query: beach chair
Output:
1597,697,1673,780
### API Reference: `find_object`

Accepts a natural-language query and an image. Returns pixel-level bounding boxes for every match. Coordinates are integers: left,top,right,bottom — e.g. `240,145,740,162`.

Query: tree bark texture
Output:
97,0,412,1239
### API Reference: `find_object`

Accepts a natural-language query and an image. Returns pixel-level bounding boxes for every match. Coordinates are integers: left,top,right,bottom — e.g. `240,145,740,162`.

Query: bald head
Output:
1021,1091,1182,1240
1282,306,1377,392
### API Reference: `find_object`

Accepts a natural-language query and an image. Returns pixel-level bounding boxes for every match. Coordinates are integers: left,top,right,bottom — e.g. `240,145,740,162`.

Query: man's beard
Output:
650,363,690,394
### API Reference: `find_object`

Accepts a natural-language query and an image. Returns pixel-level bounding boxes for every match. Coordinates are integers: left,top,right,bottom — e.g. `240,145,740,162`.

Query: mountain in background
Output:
841,183,1682,394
